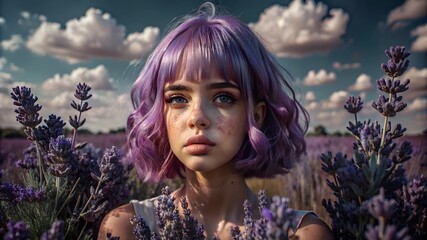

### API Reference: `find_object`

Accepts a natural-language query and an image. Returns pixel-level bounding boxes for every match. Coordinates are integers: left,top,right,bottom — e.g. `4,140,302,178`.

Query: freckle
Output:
216,116,236,135
167,113,180,129
231,181,234,184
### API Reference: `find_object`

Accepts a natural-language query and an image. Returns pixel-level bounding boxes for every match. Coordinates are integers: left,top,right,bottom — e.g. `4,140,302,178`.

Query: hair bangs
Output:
159,19,246,86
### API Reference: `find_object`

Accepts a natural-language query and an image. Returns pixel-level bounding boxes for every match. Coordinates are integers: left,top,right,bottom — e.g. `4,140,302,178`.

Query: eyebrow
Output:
164,82,240,93
207,82,240,90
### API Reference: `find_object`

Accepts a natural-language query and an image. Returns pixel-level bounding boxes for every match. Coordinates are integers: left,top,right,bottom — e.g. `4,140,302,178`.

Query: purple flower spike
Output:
371,95,407,117
381,46,410,78
385,46,410,64
377,78,410,94
262,208,274,221
10,86,43,129
4,221,30,240
40,220,65,240
344,96,363,114
74,82,92,101
366,188,396,219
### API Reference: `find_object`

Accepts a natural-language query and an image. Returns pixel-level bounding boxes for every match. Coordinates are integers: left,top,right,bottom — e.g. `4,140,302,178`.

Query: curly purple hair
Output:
127,4,309,182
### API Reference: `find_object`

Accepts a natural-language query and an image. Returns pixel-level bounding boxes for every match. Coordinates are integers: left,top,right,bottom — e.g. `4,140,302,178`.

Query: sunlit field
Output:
2,133,425,224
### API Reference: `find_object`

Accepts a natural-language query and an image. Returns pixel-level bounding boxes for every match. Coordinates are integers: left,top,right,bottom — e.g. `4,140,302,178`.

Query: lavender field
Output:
1,133,426,224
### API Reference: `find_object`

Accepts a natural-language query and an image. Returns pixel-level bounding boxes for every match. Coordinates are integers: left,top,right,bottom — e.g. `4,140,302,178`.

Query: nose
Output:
188,102,210,129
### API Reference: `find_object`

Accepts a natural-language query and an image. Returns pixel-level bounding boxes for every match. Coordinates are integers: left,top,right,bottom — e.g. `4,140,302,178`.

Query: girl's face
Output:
164,71,248,174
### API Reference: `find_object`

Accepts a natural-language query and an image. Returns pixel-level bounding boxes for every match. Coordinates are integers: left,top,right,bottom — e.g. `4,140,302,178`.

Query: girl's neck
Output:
172,162,258,239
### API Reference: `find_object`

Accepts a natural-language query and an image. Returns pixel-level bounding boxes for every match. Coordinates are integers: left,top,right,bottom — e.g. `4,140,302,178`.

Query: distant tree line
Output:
0,127,126,139
306,125,352,137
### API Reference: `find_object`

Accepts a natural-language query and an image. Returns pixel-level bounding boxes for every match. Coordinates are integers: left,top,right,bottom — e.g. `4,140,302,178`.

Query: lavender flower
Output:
181,196,204,239
46,135,73,177
381,46,410,78
74,82,92,101
10,86,43,139
0,182,44,203
372,95,407,117
365,188,396,219
131,216,153,240
34,114,66,151
69,83,92,130
377,78,410,94
344,96,363,114
263,196,296,239
15,144,38,170
365,225,410,240
40,220,65,240
4,221,30,240
321,45,424,240
155,187,183,239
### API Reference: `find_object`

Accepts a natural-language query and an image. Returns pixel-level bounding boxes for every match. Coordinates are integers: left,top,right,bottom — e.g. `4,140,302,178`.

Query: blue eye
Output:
214,94,235,104
166,95,188,104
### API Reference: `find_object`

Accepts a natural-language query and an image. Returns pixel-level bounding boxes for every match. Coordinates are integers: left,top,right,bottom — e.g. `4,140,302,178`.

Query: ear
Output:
253,101,266,127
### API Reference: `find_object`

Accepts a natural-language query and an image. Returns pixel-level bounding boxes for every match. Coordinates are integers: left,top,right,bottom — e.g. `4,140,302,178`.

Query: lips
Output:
184,135,215,155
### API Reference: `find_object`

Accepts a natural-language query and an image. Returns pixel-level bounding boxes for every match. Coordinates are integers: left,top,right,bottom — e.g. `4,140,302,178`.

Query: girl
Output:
98,2,333,239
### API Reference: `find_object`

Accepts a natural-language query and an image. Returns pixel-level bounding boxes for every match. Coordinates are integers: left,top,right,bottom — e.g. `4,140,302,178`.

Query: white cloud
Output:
0,57,6,70
21,11,31,19
305,91,316,102
303,69,336,86
411,24,427,52
26,8,159,63
383,67,427,100
317,110,348,121
322,90,349,109
9,63,21,72
42,65,114,92
407,98,427,112
0,17,5,25
387,0,427,29
305,101,318,110
332,61,361,70
401,67,427,91
249,0,349,57
349,73,372,91
1,35,24,51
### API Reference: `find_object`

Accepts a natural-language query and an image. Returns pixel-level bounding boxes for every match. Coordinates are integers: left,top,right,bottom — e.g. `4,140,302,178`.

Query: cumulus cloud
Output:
407,98,427,112
411,24,427,52
249,0,349,57
41,65,114,92
402,67,427,89
332,61,361,70
18,11,46,26
321,90,348,109
1,35,24,51
349,73,372,91
9,63,21,72
0,58,6,70
27,8,159,63
303,69,336,86
387,0,427,30
305,91,316,102
400,67,427,100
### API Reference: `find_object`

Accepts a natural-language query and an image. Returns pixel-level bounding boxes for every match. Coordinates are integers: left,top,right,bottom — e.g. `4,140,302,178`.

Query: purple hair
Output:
127,5,309,182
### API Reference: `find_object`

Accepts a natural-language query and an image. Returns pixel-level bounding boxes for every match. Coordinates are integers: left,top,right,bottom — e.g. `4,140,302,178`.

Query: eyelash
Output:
213,93,236,104
165,95,187,104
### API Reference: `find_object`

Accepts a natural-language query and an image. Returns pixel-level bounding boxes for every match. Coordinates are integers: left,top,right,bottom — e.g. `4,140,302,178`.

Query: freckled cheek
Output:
166,112,182,131
216,115,240,136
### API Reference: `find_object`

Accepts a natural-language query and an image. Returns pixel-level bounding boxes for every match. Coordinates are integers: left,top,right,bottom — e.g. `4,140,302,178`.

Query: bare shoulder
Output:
97,203,135,240
293,213,334,240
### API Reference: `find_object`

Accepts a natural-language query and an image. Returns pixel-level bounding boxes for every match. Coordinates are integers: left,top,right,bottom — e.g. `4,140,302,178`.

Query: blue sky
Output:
0,0,426,134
